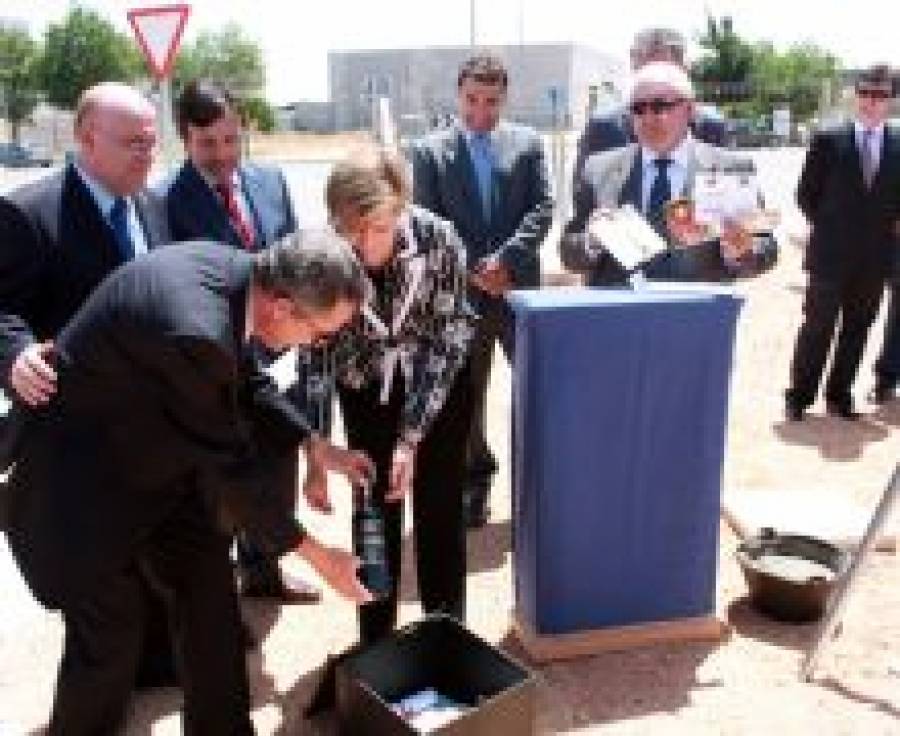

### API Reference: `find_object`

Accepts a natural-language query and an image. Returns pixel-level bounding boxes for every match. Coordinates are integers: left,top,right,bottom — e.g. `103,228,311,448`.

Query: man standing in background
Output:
573,27,726,184
163,78,324,603
786,64,900,421
412,54,553,528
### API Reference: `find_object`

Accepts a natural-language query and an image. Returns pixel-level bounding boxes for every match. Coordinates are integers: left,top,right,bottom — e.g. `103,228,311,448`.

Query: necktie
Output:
109,197,134,262
471,133,495,221
647,158,672,236
860,129,877,188
217,180,255,249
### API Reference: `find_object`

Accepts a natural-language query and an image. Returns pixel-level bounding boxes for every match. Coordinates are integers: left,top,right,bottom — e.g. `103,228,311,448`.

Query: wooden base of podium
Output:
512,612,727,663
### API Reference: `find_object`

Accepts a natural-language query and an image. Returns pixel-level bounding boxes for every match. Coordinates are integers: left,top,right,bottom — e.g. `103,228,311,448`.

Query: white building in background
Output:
279,44,625,134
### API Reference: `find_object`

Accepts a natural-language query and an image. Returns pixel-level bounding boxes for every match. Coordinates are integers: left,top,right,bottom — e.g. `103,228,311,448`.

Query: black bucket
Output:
736,528,848,623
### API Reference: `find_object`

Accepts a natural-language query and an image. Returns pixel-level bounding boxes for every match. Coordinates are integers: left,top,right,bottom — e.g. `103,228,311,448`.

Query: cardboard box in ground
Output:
724,488,898,554
335,615,536,735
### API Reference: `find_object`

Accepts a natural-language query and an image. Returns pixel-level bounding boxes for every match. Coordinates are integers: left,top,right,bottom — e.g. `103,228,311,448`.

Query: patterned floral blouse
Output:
305,205,476,444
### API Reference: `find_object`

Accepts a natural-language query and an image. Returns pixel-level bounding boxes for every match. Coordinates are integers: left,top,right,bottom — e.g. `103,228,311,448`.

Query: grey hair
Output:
251,230,369,313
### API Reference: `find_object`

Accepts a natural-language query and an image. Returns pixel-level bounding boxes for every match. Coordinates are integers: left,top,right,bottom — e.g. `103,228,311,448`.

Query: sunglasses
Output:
856,87,891,100
629,97,685,116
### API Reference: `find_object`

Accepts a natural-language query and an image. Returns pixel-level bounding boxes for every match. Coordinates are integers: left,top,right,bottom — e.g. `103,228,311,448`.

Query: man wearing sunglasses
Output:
786,64,900,421
561,61,777,285
572,27,726,184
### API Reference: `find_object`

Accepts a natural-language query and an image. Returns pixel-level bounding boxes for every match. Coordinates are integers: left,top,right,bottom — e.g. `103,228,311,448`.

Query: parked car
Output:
0,142,52,168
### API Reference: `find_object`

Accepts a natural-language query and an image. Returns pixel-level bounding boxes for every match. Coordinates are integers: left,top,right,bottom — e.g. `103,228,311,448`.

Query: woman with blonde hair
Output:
307,145,475,644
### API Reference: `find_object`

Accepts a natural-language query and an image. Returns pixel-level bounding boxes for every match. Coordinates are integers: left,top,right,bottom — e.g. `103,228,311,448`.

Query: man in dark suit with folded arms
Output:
4,234,374,734
163,78,323,603
786,64,900,420
561,62,777,286
0,82,177,686
412,54,553,527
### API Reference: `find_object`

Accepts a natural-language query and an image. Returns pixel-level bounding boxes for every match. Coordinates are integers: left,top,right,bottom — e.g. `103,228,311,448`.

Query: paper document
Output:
587,205,668,272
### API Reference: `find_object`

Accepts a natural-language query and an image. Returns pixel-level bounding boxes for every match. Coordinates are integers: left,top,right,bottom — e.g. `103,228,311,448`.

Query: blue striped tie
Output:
471,133,495,221
647,158,672,237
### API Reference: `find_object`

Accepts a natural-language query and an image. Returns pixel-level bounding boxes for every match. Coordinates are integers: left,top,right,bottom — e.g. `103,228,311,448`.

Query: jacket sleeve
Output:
560,160,600,274
278,169,298,236
797,129,831,222
494,132,554,285
400,222,476,443
0,198,44,390
411,140,442,216
159,335,309,558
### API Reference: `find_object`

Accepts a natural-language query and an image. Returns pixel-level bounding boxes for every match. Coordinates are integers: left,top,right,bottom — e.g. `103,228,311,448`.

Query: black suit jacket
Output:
797,121,900,281
411,122,553,301
5,244,311,609
163,160,297,250
0,165,169,386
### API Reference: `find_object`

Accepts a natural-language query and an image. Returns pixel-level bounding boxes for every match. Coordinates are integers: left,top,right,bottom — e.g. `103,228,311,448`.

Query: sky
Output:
3,1,899,105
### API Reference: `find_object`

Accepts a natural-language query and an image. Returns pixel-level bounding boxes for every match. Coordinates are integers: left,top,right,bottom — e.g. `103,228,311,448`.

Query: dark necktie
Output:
647,158,672,236
217,180,255,249
109,197,134,262
860,128,877,188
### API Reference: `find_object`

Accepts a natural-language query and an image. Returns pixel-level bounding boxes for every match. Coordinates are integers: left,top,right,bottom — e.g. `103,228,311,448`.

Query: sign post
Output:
127,4,191,167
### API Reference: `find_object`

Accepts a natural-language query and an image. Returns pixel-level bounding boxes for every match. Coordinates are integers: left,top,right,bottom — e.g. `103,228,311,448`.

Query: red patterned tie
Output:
217,181,255,249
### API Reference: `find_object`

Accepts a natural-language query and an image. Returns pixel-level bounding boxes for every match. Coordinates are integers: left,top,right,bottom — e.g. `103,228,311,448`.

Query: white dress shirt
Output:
854,120,885,178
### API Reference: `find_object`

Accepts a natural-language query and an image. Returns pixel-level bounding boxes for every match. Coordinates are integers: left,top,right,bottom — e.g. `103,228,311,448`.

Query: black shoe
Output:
463,487,489,529
785,398,806,422
134,654,178,689
869,380,896,404
826,399,860,421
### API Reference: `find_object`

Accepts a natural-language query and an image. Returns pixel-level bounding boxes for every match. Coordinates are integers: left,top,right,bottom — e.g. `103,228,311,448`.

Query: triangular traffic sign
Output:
127,4,191,80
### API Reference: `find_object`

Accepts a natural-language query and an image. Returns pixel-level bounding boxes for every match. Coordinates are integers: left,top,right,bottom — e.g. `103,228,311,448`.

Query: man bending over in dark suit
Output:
412,54,553,527
0,82,176,687
562,62,777,286
4,234,374,735
786,64,900,421
163,79,324,603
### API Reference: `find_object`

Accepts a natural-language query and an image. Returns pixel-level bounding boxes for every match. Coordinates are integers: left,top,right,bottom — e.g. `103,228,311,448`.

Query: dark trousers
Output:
874,280,900,386
338,362,473,645
466,298,513,497
49,490,253,736
788,275,885,406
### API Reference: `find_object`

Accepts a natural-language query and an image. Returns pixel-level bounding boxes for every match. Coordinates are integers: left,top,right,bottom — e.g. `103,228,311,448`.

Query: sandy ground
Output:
0,142,898,735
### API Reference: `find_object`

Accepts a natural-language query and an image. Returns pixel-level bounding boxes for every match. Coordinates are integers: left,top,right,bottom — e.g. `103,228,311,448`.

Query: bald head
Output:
74,82,157,196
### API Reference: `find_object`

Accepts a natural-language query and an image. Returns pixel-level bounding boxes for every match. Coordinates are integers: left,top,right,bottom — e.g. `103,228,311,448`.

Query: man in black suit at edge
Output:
786,64,900,421
163,78,322,604
0,82,176,687
4,234,374,734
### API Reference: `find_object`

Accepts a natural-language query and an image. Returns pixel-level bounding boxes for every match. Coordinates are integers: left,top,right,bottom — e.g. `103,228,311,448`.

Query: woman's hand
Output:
385,439,417,503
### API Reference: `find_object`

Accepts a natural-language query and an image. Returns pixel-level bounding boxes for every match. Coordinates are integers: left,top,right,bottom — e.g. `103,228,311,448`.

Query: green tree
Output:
692,15,755,105
38,8,142,111
237,96,275,132
0,24,42,143
750,43,839,121
174,25,265,97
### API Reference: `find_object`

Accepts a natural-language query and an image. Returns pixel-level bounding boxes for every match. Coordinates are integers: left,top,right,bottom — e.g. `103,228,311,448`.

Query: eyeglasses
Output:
856,87,892,100
629,98,686,116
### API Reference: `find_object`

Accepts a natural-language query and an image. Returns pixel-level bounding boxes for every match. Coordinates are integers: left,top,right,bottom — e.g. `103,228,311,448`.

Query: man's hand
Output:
10,341,56,406
470,259,513,297
303,462,332,513
305,435,374,489
720,220,754,262
385,440,417,503
296,536,373,604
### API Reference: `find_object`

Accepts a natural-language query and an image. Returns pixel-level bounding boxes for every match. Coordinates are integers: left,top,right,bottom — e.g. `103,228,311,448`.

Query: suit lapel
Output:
182,161,242,248
868,124,895,196
842,122,868,192
237,166,267,248
617,146,642,210
64,166,122,268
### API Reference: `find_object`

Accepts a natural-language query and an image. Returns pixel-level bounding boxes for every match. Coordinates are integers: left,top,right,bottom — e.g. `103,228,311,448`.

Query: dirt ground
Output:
0,145,898,734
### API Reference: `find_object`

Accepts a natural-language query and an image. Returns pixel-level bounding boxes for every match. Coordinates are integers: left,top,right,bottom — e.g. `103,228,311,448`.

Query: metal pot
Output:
736,528,848,623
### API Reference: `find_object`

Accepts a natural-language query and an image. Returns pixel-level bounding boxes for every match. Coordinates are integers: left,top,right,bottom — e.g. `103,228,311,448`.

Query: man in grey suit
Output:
572,27,727,185
412,54,553,527
562,62,777,286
